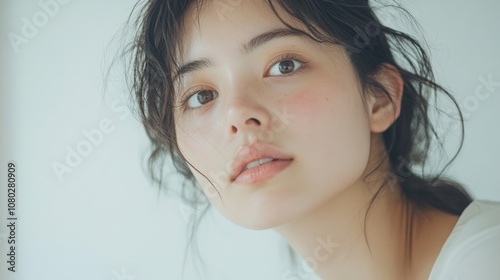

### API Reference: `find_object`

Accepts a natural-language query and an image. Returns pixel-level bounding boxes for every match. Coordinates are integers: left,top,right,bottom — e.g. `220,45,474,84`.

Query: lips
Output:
229,142,293,182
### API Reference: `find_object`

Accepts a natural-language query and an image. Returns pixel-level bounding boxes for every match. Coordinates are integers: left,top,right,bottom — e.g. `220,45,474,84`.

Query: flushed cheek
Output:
282,80,362,131
284,82,371,183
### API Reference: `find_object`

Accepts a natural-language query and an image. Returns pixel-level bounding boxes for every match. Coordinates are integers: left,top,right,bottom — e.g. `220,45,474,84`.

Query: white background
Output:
1,0,499,280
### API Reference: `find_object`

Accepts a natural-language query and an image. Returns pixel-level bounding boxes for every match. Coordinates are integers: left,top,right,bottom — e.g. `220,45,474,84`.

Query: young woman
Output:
125,0,500,279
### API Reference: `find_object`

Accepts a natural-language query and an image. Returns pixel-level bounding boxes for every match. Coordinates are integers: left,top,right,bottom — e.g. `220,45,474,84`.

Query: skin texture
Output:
173,1,460,279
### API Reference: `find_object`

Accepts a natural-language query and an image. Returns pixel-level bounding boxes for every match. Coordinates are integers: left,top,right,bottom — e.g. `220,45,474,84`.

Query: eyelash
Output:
179,87,217,112
179,53,309,112
266,53,308,77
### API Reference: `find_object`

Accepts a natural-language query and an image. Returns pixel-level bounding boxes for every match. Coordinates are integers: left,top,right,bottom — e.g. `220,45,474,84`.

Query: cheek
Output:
285,80,372,185
176,124,211,179
176,123,231,199
286,78,369,135
176,120,220,159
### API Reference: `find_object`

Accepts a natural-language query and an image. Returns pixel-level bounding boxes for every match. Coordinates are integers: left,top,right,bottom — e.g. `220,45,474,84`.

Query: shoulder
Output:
428,200,500,280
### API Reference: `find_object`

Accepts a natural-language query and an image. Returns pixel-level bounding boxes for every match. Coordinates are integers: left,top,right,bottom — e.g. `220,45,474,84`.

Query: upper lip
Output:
229,142,293,182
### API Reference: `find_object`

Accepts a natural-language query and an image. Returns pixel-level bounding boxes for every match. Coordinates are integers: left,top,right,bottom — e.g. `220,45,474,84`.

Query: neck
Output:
273,177,419,280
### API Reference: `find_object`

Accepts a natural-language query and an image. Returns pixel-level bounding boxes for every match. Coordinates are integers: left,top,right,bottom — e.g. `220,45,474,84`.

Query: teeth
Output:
244,158,274,171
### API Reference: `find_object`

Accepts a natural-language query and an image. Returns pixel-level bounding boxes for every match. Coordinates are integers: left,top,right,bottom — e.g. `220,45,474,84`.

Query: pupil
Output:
279,60,295,74
197,90,213,104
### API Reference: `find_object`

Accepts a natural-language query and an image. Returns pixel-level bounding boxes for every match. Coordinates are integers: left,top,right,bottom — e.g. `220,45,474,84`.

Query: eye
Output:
268,58,303,76
185,89,219,109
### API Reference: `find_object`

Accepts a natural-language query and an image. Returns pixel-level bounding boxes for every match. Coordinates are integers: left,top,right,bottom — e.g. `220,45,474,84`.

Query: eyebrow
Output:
174,28,307,80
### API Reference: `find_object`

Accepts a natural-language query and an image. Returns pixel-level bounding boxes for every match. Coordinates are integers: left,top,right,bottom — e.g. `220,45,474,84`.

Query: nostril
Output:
231,117,262,135
245,118,261,126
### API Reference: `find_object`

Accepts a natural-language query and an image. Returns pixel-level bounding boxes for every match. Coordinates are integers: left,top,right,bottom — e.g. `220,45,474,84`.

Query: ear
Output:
367,64,404,133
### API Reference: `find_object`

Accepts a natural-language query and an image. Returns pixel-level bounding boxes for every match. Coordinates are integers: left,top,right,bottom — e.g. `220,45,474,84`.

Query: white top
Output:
428,199,500,280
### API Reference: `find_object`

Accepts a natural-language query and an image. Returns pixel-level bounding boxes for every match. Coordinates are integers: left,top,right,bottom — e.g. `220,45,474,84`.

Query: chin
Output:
233,217,282,231
223,204,302,231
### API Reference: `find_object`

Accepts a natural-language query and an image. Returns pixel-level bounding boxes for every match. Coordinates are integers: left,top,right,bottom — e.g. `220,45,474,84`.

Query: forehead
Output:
179,0,301,61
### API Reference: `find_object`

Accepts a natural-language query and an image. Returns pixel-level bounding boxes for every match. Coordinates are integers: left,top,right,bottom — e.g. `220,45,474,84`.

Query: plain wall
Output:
1,0,499,279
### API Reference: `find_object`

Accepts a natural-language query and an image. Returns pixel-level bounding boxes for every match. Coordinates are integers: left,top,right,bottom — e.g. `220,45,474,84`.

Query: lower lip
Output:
233,159,293,185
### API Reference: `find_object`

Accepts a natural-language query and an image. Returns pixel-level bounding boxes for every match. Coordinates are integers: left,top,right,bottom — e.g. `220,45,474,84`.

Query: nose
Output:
225,90,273,138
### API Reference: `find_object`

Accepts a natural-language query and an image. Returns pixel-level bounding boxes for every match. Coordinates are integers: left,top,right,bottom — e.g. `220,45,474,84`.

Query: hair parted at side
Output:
123,0,473,277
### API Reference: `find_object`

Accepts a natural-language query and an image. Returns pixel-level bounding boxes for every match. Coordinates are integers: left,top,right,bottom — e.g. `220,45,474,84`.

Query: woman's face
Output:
174,0,374,230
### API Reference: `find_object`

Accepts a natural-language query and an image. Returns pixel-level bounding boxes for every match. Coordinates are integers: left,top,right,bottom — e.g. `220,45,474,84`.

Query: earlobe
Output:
368,63,404,133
